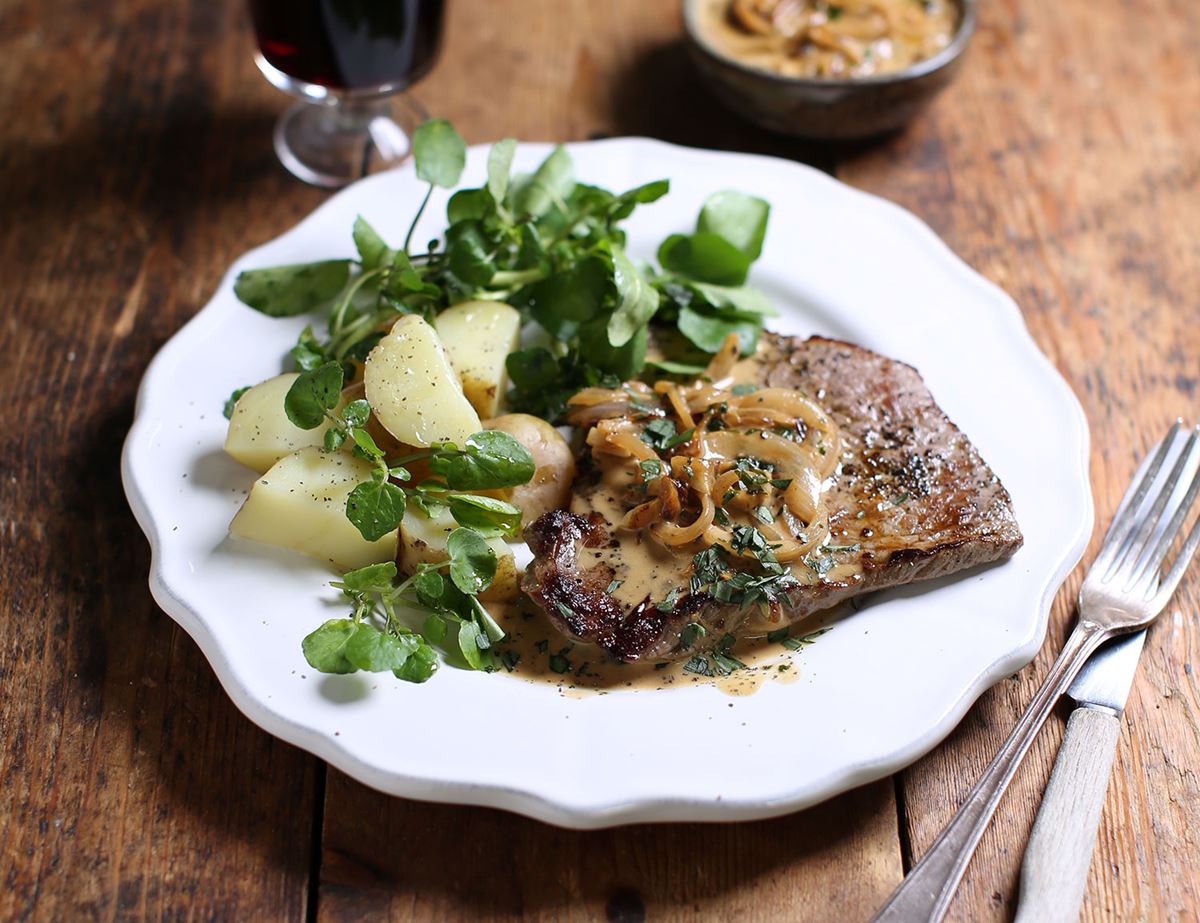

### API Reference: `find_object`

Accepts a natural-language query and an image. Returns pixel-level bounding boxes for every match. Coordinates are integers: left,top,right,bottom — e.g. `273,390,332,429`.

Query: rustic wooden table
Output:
3,1,1198,920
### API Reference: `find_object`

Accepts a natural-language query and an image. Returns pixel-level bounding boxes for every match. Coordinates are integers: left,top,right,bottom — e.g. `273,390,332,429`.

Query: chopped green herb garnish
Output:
678,622,707,648
639,458,663,482
656,587,681,613
683,655,713,676
641,417,677,449
782,628,830,651
664,427,696,450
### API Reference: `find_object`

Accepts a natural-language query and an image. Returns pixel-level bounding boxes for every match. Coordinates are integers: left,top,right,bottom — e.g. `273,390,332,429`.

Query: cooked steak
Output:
522,334,1023,662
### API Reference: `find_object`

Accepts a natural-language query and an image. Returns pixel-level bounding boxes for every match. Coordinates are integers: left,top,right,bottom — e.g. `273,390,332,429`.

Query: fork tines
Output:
1097,421,1200,602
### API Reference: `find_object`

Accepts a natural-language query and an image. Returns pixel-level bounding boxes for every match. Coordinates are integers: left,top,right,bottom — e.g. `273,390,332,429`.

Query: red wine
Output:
250,0,445,91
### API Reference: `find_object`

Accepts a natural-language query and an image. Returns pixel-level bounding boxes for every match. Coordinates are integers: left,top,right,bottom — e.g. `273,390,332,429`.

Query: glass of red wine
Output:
248,0,446,187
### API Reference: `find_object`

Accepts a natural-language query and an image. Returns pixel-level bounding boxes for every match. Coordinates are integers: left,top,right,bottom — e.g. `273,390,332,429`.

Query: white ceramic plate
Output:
122,139,1092,828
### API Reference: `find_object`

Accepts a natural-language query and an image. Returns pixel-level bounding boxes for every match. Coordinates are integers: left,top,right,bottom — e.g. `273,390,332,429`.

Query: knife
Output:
1013,628,1146,923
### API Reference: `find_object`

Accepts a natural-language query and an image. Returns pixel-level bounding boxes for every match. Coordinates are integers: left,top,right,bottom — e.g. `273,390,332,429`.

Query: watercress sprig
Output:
232,118,775,423
303,532,507,683
282,361,533,543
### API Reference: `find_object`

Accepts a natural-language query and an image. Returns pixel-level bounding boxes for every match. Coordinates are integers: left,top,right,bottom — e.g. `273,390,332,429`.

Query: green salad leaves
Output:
231,118,776,683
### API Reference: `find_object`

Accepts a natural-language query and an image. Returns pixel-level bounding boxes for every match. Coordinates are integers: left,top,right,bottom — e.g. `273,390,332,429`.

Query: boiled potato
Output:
224,373,336,474
484,414,575,526
230,447,397,570
434,301,521,418
399,507,519,603
364,315,481,448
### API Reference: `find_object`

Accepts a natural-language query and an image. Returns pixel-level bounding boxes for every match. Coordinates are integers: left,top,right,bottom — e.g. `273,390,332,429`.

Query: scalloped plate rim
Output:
121,136,1093,828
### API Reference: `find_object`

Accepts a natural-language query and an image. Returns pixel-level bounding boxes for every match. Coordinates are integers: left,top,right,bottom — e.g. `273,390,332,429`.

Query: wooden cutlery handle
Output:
1014,706,1121,923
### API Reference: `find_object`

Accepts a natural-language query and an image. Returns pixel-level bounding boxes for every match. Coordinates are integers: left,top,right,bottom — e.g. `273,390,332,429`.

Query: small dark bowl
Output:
681,0,975,140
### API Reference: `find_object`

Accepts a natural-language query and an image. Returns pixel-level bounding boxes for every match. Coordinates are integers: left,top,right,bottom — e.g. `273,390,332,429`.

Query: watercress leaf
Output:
658,232,751,286
506,347,560,391
644,358,708,376
414,571,446,609
234,261,351,317
448,493,523,538
421,612,448,643
301,619,358,674
472,596,506,643
579,316,647,379
446,527,497,595
291,325,330,370
338,561,397,592
324,428,346,452
446,221,496,286
345,479,406,541
284,361,344,429
223,385,250,419
433,431,536,490
514,222,548,270
456,618,491,671
344,622,417,672
407,491,443,518
607,243,660,347
697,190,770,260
512,145,574,218
487,138,517,203
385,249,435,297
342,399,371,428
412,118,466,188
519,254,609,337
607,178,670,222
620,178,671,205
352,216,394,269
446,188,495,225
687,280,776,317
393,642,438,682
350,426,382,459
436,579,475,619
677,305,761,354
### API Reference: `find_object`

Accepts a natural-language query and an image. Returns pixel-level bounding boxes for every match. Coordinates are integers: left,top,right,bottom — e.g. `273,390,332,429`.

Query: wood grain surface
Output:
1,1,1196,921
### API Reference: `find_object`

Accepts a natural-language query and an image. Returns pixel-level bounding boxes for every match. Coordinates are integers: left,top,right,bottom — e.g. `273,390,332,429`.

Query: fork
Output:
872,421,1200,923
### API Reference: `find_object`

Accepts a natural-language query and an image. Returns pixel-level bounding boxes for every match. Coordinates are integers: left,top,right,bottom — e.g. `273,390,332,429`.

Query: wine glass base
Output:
272,96,428,189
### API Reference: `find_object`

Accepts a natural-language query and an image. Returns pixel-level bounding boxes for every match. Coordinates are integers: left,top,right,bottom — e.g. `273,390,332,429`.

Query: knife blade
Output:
1067,628,1146,713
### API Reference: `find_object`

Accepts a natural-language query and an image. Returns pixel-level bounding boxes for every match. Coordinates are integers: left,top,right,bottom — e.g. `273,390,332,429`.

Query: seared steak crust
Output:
522,334,1024,662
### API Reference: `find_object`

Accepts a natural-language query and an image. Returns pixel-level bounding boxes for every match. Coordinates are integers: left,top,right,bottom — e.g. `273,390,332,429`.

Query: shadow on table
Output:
44,402,320,893
605,40,896,173
5,103,298,252
316,770,899,918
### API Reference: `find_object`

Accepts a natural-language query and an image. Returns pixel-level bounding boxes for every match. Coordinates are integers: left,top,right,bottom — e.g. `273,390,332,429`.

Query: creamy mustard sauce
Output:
697,0,958,79
491,600,846,697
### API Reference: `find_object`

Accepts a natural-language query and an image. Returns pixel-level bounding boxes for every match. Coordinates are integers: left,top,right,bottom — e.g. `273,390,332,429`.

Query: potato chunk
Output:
484,414,575,525
434,301,521,418
364,315,481,448
399,508,519,603
224,373,335,474
230,448,397,570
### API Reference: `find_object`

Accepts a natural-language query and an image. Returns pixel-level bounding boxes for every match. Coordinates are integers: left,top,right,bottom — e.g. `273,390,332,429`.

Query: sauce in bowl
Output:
695,0,959,79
